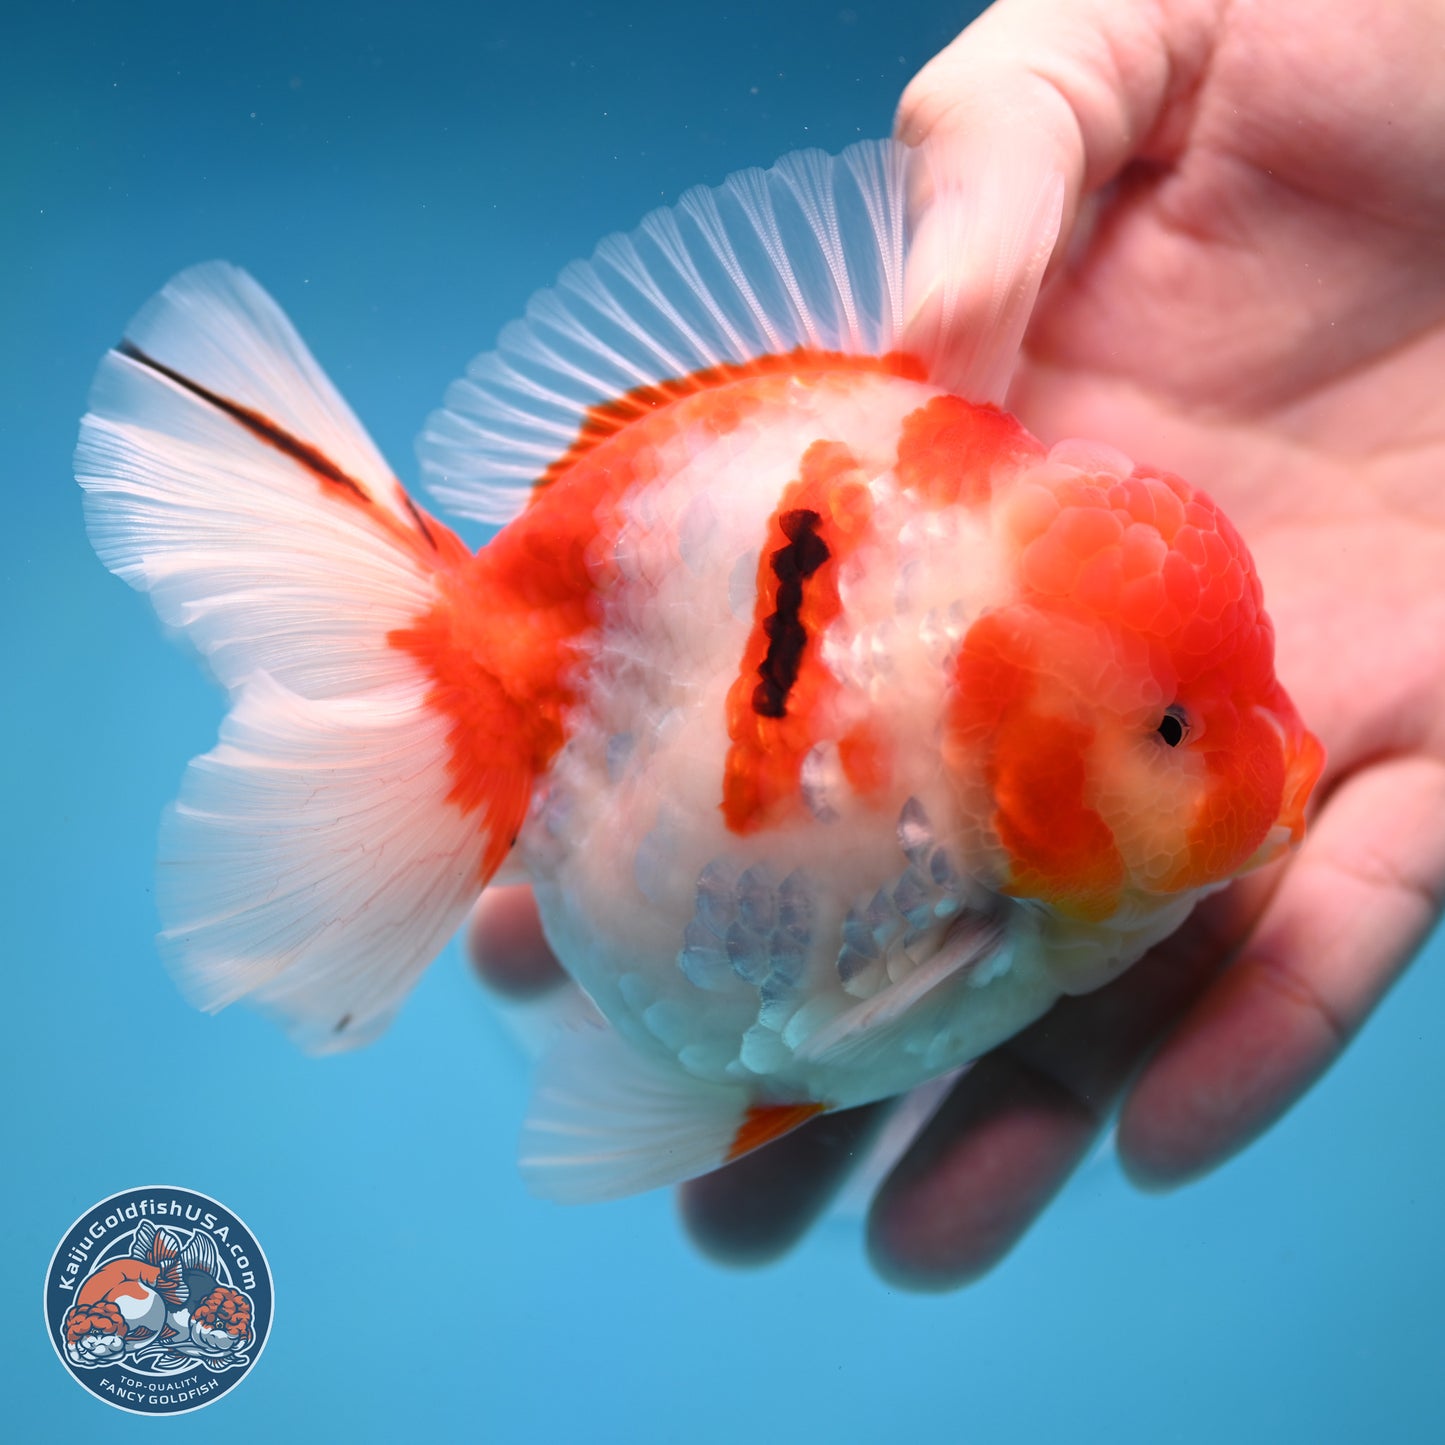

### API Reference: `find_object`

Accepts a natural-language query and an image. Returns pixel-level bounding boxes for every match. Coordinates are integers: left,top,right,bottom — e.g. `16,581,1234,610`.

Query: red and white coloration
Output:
76,142,1323,1202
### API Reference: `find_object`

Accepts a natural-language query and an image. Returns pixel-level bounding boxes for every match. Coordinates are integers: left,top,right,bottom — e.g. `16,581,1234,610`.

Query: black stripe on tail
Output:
116,338,438,551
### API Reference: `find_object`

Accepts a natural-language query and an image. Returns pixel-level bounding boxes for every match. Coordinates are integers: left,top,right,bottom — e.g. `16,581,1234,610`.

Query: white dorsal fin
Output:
521,1022,756,1203
418,137,1067,528
418,140,912,526
132,1219,157,1262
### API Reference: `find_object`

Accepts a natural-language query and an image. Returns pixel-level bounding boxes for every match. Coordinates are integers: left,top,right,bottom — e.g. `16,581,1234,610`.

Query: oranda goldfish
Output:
63,1222,247,1366
77,141,1323,1202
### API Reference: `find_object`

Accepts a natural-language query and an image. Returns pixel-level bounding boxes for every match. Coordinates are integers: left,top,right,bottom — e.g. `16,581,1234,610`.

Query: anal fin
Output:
521,1023,818,1203
727,1101,826,1161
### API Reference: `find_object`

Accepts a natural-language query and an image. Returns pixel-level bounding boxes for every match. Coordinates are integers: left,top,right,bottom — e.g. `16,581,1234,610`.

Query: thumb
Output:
895,0,1221,399
900,121,1065,404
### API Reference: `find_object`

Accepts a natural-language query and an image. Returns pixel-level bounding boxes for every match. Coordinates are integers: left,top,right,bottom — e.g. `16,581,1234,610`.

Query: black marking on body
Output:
752,508,830,719
116,338,438,550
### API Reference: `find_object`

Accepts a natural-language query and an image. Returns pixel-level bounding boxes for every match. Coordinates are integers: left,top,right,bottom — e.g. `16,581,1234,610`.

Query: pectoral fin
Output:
797,910,1010,1066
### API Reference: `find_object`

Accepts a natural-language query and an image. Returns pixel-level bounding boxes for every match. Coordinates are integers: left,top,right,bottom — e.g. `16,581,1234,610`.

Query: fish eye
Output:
1156,706,1190,748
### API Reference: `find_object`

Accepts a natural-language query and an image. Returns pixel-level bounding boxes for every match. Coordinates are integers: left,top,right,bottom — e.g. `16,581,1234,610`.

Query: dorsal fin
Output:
132,1219,157,1262
181,1229,219,1276
419,138,1066,527
419,141,913,526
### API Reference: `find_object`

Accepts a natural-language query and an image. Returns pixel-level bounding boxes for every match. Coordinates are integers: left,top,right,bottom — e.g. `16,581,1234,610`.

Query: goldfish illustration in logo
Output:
75,140,1323,1202
63,1221,253,1370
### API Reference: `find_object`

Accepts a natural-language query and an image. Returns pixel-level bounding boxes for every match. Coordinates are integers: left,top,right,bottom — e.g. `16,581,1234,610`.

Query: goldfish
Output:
63,1222,248,1366
76,140,1323,1203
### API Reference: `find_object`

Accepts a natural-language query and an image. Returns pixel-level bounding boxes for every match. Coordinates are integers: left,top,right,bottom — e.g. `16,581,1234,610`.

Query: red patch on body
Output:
536,349,926,490
838,719,890,797
895,394,1044,508
393,353,915,877
389,560,570,881
949,610,1125,920
722,439,877,833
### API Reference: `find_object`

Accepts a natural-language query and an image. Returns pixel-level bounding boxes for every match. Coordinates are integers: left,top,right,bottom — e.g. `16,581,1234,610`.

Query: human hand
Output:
471,0,1445,1286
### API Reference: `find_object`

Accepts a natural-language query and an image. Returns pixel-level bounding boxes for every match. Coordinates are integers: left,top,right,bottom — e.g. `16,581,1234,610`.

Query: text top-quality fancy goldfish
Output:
76,141,1322,1202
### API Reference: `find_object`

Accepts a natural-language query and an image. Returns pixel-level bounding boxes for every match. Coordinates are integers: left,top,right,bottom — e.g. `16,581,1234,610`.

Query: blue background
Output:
5,1,1441,1440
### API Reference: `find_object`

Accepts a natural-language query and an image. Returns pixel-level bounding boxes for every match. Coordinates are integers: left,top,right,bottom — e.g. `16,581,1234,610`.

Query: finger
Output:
686,882,1246,1282
465,885,568,998
866,878,1270,1291
898,121,1065,404
894,0,1221,394
1119,754,1445,1187
865,1050,1097,1291
679,1104,888,1267
896,0,1220,198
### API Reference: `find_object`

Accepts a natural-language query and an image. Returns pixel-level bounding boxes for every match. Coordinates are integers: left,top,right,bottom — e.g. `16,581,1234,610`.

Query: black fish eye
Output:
1157,706,1190,748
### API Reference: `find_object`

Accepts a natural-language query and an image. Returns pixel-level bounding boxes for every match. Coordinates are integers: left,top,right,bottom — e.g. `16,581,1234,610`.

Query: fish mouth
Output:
1241,717,1326,872
1277,723,1327,846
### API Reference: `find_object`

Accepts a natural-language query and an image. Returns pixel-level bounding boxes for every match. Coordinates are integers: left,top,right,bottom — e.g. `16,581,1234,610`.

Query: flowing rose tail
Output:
76,264,525,1051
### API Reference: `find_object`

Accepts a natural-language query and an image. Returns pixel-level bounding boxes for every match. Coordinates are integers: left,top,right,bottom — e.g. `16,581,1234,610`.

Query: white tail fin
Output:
77,263,497,1051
